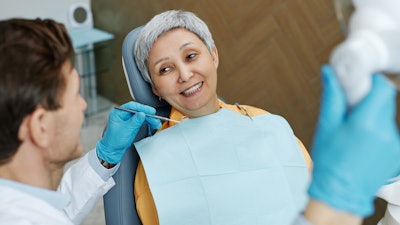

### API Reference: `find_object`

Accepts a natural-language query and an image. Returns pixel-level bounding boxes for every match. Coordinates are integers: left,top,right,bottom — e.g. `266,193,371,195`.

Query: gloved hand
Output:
308,65,400,217
96,101,162,165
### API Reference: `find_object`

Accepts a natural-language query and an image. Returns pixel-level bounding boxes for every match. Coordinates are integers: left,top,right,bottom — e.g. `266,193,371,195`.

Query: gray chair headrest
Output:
121,26,170,116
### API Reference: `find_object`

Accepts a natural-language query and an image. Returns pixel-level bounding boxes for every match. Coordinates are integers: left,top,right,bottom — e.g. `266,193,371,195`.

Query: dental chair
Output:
103,26,171,225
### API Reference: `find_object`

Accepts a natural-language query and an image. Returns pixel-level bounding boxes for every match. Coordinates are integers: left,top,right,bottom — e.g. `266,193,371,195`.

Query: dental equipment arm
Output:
330,0,400,106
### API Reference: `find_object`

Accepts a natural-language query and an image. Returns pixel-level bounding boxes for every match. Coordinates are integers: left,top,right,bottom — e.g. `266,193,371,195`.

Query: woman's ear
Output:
19,108,53,148
212,47,219,68
152,86,161,98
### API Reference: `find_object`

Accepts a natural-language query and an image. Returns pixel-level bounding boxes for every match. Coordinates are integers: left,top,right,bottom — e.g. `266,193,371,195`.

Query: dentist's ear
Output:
20,107,53,148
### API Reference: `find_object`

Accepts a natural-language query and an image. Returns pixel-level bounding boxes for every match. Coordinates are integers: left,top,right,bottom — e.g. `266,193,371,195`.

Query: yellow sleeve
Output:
134,161,159,225
134,109,180,225
296,138,313,172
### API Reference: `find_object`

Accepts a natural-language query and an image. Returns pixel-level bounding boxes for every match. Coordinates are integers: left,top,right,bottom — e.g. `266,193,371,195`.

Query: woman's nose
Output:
178,66,193,83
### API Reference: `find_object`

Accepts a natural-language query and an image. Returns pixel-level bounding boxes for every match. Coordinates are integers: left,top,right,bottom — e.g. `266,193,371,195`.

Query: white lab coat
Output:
0,150,116,225
377,180,400,225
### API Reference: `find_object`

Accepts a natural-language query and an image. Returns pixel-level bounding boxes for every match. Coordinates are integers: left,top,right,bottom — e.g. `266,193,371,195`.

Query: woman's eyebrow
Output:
154,57,169,67
179,42,194,50
153,42,195,67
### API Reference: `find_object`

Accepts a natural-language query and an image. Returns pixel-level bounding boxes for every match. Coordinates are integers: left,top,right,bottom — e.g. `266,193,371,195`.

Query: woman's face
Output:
147,28,220,118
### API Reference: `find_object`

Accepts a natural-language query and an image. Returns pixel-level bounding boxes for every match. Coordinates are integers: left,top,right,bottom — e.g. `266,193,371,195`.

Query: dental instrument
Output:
234,103,253,120
113,106,180,123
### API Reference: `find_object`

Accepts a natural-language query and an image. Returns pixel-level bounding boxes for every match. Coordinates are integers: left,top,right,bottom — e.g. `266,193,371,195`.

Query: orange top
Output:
134,100,312,225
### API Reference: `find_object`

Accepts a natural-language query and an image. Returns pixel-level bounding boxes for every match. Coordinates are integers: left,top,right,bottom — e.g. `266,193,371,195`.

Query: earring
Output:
159,96,162,101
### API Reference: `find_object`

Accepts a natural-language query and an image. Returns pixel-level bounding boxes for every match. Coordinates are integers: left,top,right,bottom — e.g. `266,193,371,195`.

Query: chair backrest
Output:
103,26,171,225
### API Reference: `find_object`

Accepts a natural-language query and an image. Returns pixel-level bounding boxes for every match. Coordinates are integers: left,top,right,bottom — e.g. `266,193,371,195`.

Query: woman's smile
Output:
181,82,203,97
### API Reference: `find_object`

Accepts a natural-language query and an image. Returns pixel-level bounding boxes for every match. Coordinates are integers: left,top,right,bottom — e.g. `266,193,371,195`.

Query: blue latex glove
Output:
308,65,400,217
96,101,162,164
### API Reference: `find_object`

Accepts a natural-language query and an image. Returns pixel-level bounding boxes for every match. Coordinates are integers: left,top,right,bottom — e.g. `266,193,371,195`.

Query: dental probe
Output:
113,106,180,123
234,103,253,121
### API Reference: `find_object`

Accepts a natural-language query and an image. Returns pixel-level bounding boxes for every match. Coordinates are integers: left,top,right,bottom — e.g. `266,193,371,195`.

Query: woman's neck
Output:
183,98,221,118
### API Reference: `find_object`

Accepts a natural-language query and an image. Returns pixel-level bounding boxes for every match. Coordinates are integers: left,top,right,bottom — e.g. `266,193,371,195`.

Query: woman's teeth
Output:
182,82,203,96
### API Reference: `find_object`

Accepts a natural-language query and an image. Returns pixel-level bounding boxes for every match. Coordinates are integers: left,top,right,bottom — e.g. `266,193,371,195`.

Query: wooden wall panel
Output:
93,0,392,223
93,0,343,149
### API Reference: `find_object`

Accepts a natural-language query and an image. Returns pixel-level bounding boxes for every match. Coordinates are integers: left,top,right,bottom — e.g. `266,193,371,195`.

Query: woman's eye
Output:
160,67,171,74
187,53,197,60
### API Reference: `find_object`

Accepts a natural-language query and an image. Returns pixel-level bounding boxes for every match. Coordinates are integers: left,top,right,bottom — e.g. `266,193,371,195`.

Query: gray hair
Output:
134,10,216,85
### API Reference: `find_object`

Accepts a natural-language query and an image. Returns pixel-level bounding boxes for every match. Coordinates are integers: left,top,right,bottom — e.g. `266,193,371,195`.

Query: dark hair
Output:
0,18,74,164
